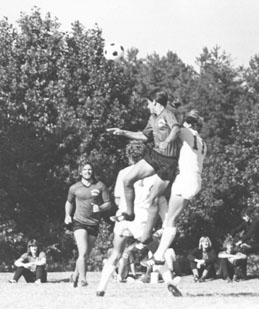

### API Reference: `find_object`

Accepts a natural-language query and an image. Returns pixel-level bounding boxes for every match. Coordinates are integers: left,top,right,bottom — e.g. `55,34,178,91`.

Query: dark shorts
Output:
73,220,99,237
144,149,178,181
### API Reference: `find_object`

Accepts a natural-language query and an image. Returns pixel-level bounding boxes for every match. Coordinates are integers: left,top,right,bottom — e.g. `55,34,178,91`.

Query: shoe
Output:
193,275,199,282
70,274,78,288
198,277,205,283
8,279,17,283
96,291,105,297
35,279,42,284
233,275,239,282
80,280,88,287
140,257,165,267
167,283,183,297
110,213,135,222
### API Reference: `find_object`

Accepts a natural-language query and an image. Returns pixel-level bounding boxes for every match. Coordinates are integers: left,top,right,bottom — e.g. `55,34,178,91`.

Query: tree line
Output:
0,8,258,271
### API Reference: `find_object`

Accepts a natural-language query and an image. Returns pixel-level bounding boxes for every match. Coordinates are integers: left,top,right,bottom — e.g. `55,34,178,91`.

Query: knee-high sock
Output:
154,227,177,261
157,264,172,284
97,263,116,292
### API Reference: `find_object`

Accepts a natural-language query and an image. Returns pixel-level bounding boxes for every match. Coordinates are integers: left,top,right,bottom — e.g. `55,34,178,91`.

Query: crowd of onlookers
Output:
8,208,259,285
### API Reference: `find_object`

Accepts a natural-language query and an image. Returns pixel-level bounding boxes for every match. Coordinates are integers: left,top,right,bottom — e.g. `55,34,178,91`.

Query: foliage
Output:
0,8,259,271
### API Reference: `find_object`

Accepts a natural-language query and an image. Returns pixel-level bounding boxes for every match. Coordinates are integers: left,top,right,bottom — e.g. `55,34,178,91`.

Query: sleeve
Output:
142,117,154,140
231,221,246,237
187,248,199,261
67,185,76,204
165,108,181,129
100,182,110,203
20,253,29,262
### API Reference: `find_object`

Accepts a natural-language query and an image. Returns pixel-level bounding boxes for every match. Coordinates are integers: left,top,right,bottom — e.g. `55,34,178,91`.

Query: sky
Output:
1,0,259,68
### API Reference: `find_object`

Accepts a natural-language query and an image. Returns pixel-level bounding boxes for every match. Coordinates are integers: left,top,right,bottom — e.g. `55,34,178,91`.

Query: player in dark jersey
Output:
64,162,111,287
107,91,181,222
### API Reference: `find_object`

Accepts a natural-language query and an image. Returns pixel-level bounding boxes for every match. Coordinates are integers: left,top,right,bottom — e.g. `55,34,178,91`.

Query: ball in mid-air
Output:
104,42,124,62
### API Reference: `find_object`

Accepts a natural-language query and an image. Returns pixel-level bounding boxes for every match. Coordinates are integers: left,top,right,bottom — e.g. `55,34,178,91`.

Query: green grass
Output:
1,272,259,309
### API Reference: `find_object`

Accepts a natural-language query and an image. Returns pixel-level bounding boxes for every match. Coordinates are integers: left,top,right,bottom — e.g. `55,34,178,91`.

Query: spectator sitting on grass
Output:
9,239,47,284
187,236,217,282
218,235,247,282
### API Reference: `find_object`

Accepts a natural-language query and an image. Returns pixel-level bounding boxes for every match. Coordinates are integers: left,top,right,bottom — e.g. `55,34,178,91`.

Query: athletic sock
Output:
154,227,177,261
97,263,116,292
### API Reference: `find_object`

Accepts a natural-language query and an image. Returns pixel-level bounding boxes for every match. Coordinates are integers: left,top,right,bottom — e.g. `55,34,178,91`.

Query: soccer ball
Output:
104,42,124,62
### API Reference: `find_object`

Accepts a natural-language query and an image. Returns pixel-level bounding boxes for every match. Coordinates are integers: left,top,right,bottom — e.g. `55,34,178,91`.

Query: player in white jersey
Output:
145,109,207,266
96,141,169,296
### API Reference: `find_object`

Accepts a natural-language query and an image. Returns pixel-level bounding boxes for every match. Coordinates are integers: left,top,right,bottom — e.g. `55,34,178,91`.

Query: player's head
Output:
184,109,203,132
79,161,96,182
27,239,40,254
126,141,146,164
153,91,168,107
198,236,212,250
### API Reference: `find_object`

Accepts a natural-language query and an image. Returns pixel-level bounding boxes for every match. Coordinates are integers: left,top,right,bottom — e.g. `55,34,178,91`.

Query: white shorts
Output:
113,208,149,240
171,173,201,200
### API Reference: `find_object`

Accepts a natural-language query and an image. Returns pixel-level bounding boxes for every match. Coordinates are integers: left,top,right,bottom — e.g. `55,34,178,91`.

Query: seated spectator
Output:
231,208,259,254
218,235,247,282
187,236,217,282
9,239,47,284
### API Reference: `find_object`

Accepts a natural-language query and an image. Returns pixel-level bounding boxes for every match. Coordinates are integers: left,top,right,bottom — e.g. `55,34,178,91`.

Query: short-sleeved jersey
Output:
67,181,110,226
114,165,160,213
142,107,181,157
178,126,207,175
19,252,46,272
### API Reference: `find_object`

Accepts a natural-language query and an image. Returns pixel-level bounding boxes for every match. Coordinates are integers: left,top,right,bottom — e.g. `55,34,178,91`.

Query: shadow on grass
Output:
186,292,259,297
48,278,70,283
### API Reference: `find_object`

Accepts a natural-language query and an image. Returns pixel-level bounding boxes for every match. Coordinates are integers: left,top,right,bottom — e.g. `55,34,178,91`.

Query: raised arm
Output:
107,128,148,142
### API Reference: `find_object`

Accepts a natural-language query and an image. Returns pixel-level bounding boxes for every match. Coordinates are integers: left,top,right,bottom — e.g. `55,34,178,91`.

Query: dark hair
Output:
78,161,97,182
154,91,168,107
126,141,146,163
185,109,203,132
27,239,40,253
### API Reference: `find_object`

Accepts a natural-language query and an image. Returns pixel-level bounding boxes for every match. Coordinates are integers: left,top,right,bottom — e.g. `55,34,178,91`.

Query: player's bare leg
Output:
96,234,128,296
74,229,96,287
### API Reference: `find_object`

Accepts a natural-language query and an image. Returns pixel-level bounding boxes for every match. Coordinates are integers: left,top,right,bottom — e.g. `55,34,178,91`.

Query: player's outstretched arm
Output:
107,128,148,141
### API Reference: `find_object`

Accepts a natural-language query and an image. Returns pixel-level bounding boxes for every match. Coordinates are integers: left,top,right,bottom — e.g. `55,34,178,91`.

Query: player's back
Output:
178,127,206,175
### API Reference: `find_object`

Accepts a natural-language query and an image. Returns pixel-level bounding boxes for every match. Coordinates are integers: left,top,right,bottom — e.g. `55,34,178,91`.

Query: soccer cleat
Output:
167,283,183,297
8,279,17,284
70,274,79,288
110,212,135,222
140,257,165,267
96,291,105,297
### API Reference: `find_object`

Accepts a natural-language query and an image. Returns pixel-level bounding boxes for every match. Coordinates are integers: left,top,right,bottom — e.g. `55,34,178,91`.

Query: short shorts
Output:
73,220,99,237
144,149,178,181
170,173,201,200
113,208,150,240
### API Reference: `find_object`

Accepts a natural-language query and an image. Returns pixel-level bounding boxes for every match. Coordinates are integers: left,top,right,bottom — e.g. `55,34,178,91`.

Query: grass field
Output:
1,272,259,309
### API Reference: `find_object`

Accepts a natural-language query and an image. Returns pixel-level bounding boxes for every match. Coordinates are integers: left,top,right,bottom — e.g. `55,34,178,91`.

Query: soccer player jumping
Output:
107,90,181,222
